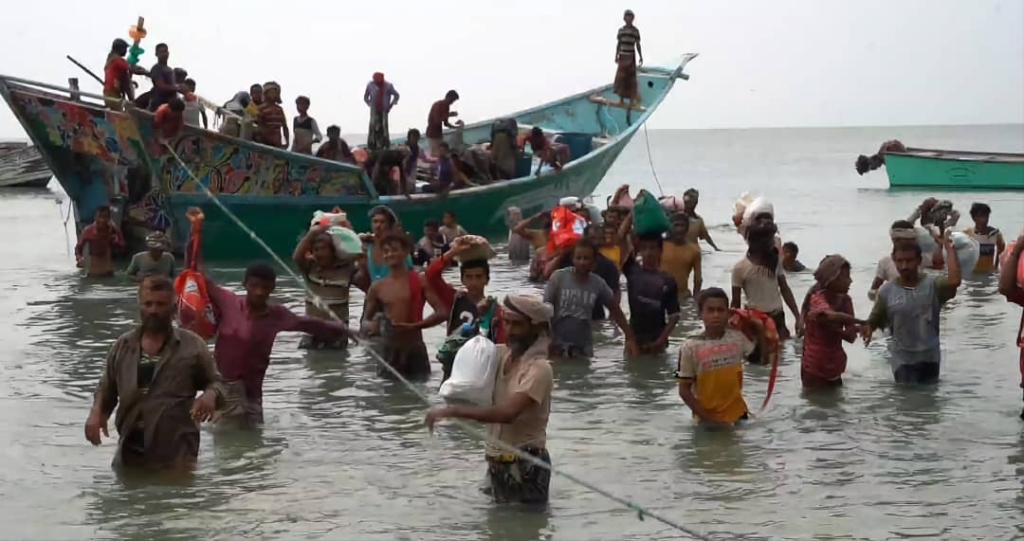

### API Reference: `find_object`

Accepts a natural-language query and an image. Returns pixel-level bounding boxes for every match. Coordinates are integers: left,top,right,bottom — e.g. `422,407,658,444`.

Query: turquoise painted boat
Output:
884,147,1024,190
0,54,697,260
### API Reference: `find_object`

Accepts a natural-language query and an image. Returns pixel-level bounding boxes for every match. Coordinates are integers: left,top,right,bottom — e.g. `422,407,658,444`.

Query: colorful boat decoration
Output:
0,142,52,188
883,147,1024,190
0,54,697,260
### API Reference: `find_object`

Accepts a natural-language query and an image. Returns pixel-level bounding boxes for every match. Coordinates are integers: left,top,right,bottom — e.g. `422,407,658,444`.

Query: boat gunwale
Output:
886,146,1024,164
0,53,697,206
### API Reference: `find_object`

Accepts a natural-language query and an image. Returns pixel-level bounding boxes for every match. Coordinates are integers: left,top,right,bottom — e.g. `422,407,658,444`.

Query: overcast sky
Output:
0,0,1021,139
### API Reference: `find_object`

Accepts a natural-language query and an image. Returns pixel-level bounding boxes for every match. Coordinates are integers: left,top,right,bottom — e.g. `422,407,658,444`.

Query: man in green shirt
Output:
126,232,176,281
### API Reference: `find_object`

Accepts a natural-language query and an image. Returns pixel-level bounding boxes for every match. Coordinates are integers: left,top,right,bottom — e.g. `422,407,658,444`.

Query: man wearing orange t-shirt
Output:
154,98,186,140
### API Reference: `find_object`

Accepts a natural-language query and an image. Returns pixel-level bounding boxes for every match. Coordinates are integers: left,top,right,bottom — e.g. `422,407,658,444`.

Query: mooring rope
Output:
162,143,717,541
642,122,666,197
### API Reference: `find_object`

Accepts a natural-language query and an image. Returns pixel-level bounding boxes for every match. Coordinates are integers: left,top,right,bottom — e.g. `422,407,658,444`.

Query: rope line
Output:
642,123,666,197
162,143,716,541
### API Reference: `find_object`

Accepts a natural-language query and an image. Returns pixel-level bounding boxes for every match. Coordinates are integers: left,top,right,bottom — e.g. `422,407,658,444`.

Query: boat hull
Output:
884,149,1024,190
0,144,52,188
0,54,696,260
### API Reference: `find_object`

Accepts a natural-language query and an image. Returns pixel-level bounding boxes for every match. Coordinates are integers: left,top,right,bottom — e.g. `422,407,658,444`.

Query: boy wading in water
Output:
362,234,445,380
862,238,961,384
731,223,801,359
426,294,555,504
677,288,768,428
623,233,681,354
800,255,866,388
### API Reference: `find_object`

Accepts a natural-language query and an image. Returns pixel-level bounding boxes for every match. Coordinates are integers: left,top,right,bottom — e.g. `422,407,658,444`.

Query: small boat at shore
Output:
0,142,52,188
0,54,697,260
883,147,1024,190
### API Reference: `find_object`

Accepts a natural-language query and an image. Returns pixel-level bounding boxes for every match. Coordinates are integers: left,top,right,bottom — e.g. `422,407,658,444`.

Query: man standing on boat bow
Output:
614,9,643,108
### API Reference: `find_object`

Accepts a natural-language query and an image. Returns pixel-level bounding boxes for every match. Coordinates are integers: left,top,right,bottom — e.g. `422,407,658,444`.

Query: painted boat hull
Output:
884,147,1024,190
0,54,697,260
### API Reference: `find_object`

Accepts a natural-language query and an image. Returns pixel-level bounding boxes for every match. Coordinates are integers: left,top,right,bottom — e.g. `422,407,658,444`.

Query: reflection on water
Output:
2,127,1024,540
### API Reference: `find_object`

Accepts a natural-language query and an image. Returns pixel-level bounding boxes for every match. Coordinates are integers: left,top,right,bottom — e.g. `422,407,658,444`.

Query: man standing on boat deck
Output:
85,275,222,470
426,294,555,504
147,43,179,112
103,38,148,110
364,72,400,151
614,10,643,107
426,90,461,157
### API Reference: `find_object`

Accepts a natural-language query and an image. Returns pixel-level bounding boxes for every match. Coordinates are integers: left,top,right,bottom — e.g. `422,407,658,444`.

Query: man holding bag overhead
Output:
426,294,555,504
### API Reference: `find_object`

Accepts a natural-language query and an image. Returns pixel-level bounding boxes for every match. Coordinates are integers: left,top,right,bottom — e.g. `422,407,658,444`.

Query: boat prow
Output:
0,54,698,260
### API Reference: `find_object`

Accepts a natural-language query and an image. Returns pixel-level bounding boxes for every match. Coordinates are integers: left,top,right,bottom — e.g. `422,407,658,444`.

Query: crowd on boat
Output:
77,176,1024,504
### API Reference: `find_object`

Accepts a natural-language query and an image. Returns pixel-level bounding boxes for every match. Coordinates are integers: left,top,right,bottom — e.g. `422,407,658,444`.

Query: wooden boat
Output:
0,54,697,260
0,142,52,188
883,147,1024,190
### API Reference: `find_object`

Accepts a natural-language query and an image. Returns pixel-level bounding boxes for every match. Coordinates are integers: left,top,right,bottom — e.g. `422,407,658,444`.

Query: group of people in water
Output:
75,176,1024,505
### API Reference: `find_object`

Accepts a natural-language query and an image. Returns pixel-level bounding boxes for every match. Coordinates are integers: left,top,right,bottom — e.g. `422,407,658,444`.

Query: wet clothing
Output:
75,224,125,277
125,251,176,279
93,328,223,469
544,268,614,357
868,275,957,381
300,261,355,349
732,256,791,339
801,290,855,386
676,329,754,424
364,243,414,283
484,338,553,503
964,226,1005,273
379,342,431,380
203,279,349,423
556,251,620,320
661,241,701,297
622,258,680,348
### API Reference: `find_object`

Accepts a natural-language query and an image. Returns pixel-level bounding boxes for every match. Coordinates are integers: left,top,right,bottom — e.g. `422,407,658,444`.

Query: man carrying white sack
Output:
425,294,554,505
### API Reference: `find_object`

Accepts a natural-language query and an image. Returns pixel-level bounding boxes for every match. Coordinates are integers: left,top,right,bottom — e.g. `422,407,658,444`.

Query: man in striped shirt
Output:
614,9,643,107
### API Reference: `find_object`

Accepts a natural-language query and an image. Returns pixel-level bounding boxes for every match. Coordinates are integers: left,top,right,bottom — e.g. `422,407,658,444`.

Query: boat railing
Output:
0,74,109,106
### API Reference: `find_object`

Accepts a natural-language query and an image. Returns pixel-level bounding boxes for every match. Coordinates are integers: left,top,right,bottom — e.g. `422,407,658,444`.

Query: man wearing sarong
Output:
426,293,555,504
364,72,400,152
202,262,353,424
613,10,643,107
85,276,222,470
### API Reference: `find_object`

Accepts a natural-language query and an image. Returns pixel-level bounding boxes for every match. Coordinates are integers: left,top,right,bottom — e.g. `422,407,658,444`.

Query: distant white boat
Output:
0,142,52,188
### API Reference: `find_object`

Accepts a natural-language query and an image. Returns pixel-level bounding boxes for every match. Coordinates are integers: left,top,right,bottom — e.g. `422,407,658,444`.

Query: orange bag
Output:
546,206,587,255
729,308,780,414
174,211,218,339
1001,240,1024,289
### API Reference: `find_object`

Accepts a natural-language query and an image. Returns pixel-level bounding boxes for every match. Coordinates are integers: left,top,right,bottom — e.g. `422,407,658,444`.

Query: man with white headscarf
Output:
425,293,555,504
125,231,176,281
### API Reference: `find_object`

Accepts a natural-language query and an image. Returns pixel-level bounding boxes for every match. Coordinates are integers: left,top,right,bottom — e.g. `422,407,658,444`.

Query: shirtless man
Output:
75,205,125,277
361,234,444,380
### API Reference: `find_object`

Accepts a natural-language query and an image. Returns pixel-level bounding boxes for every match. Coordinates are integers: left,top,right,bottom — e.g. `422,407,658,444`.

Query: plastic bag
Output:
659,196,685,214
732,192,758,228
948,232,980,273
453,235,497,262
915,226,939,257
175,211,218,339
439,335,500,406
741,196,774,227
609,185,634,209
325,226,363,259
559,196,580,208
633,189,671,236
547,206,587,254
311,209,350,229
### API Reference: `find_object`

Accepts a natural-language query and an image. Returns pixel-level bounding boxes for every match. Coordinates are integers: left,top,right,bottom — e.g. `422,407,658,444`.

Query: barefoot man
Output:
362,234,445,380
85,275,222,470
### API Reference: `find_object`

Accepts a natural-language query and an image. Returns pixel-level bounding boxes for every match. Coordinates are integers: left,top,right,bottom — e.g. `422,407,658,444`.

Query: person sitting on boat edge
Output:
426,90,461,157
292,96,323,155
316,125,355,164
256,81,289,149
361,234,445,380
425,293,554,505
85,275,223,470
75,205,126,277
103,38,148,110
293,225,356,349
125,231,175,281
